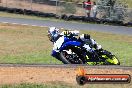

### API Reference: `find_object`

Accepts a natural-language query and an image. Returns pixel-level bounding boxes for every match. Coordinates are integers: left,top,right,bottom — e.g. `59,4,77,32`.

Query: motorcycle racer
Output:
47,27,102,62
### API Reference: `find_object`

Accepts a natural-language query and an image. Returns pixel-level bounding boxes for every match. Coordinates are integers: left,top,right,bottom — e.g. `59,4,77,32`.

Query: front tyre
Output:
59,46,85,64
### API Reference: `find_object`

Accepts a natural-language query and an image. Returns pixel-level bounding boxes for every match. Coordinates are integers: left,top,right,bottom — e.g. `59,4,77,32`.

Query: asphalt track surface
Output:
0,17,131,69
0,17,132,36
0,64,131,70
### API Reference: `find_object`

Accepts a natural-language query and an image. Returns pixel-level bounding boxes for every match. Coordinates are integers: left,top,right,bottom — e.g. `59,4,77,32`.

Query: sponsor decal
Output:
76,67,131,85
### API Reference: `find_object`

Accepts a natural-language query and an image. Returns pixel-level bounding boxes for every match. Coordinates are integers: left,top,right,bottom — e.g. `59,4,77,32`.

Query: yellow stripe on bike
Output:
86,55,89,60
106,57,118,64
112,56,119,64
87,62,96,65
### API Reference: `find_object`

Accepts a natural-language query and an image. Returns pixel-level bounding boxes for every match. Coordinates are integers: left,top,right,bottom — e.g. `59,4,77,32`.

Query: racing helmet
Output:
48,27,60,42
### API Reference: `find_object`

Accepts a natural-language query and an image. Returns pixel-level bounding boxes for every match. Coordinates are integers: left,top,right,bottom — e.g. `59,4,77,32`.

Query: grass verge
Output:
1,82,131,88
0,12,91,25
0,12,60,22
0,83,73,88
0,23,131,66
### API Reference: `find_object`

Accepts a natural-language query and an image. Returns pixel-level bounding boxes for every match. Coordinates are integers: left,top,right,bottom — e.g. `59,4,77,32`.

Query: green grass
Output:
0,83,73,88
0,23,62,64
121,0,132,8
1,83,131,88
0,23,132,66
0,12,60,22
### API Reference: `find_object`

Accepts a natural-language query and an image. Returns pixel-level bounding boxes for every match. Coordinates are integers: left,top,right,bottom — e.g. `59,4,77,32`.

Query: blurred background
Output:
0,0,131,22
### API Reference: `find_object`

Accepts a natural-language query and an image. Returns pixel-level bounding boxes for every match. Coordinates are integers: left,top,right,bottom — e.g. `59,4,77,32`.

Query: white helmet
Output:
48,27,60,42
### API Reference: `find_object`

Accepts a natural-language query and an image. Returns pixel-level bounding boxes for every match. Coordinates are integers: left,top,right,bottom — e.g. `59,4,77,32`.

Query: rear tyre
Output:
105,55,120,65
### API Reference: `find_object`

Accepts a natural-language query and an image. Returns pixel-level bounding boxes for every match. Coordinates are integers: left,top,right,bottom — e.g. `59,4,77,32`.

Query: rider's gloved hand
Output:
97,45,102,50
70,30,79,36
94,44,102,51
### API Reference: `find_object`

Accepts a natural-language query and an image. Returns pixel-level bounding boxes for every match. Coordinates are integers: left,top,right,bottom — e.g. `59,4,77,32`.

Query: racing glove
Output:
94,44,102,50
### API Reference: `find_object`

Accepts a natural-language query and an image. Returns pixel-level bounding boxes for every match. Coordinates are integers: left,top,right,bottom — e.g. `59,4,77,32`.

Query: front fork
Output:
51,50,61,61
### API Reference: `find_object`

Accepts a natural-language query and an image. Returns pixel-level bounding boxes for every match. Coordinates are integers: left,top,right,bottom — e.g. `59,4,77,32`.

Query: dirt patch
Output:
0,67,131,87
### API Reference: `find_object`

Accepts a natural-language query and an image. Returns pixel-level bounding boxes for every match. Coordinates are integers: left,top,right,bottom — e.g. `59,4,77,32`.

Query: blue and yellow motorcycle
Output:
51,32,120,65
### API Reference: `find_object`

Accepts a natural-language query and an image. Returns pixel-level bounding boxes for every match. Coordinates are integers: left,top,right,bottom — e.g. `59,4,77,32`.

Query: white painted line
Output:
31,25,38,27
21,24,29,26
12,23,20,25
2,22,10,24
40,26,46,28
0,22,48,28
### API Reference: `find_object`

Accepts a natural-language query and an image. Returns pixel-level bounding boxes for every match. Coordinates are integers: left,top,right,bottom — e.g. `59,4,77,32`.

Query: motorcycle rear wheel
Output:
105,55,120,65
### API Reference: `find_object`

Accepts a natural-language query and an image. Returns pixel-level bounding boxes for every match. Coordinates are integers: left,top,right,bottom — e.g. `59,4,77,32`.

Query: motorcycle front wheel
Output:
59,46,86,64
